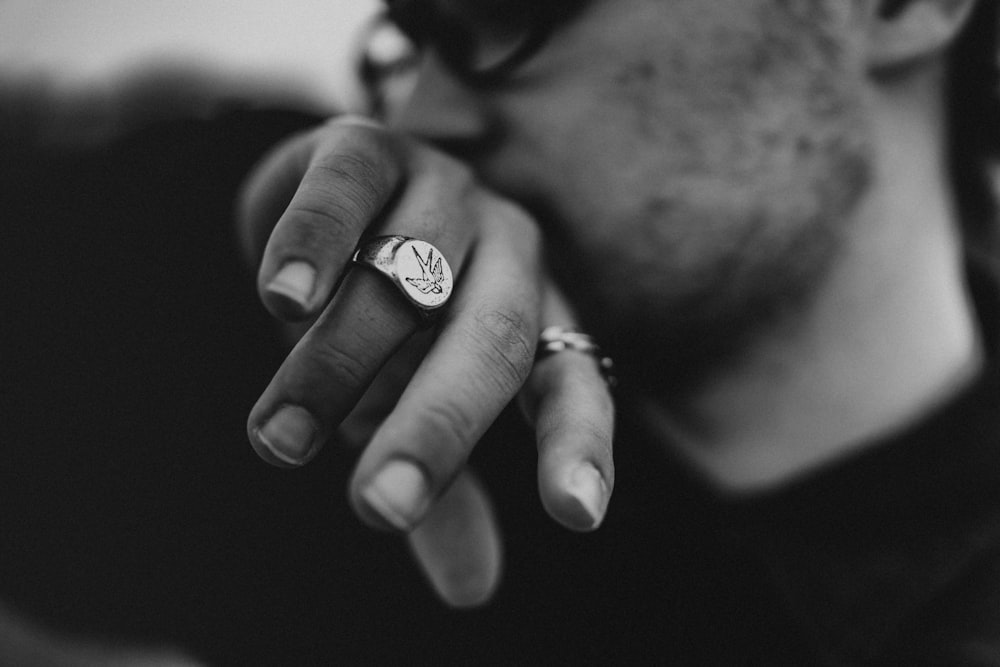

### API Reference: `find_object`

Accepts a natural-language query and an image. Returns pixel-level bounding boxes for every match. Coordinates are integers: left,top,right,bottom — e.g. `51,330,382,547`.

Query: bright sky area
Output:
0,0,379,109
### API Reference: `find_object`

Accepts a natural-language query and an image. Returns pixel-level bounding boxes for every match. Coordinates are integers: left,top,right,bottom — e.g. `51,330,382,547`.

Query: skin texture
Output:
241,117,617,606
387,0,983,485
398,0,875,391
246,0,981,603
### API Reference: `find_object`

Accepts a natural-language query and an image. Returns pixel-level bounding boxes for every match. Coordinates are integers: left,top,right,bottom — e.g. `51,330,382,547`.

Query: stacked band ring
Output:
536,325,617,388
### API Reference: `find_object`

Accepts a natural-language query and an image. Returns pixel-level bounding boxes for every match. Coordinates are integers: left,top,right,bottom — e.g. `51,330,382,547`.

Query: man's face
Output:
392,0,874,388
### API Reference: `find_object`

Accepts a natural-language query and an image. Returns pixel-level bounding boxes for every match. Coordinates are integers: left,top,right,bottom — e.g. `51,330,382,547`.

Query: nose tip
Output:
389,58,499,160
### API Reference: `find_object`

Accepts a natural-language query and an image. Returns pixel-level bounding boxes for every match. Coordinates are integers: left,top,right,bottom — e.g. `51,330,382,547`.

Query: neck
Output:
640,67,985,492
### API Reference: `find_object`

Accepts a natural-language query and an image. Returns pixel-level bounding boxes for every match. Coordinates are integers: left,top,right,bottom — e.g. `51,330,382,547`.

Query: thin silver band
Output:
536,325,617,388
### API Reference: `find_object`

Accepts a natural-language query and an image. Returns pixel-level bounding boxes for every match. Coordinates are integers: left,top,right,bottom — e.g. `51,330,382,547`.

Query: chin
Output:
562,168,872,396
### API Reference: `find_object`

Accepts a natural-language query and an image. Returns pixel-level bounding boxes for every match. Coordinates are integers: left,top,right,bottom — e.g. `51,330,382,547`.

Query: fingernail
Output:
361,460,430,531
567,463,608,529
256,405,318,465
266,261,316,308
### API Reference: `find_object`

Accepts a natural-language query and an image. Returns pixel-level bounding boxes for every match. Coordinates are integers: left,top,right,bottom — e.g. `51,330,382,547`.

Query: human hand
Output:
237,116,615,606
0,602,204,667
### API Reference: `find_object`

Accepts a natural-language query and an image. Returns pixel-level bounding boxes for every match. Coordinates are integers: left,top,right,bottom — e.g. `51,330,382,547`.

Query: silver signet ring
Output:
352,235,454,320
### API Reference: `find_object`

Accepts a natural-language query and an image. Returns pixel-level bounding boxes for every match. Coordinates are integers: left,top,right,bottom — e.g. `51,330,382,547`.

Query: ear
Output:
867,0,976,71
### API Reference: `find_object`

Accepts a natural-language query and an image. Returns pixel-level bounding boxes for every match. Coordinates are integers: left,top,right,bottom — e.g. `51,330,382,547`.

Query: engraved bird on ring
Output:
405,246,446,295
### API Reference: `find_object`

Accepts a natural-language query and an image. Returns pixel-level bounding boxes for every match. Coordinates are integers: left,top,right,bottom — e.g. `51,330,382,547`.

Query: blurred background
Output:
0,0,376,108
0,3,805,665
0,0,381,153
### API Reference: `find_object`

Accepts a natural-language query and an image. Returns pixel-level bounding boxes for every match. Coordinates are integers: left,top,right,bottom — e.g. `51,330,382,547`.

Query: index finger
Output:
256,118,405,320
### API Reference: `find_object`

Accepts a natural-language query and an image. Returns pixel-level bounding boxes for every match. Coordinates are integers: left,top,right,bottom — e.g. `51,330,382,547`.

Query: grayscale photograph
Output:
2,1,999,664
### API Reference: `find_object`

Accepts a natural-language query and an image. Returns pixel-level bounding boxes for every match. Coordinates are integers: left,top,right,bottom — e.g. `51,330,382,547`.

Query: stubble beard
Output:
551,7,875,397
575,138,871,399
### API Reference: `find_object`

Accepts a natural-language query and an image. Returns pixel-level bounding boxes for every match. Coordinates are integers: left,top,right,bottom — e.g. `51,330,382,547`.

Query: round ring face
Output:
393,239,454,309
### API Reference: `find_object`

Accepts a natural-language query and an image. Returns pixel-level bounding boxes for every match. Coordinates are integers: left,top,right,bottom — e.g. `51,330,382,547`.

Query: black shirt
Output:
5,108,1000,666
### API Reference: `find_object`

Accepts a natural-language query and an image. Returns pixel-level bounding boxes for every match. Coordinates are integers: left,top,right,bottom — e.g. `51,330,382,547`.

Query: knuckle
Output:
308,338,371,392
328,114,385,131
480,196,543,253
470,306,536,394
494,197,536,230
282,200,359,242
311,151,389,220
505,204,542,248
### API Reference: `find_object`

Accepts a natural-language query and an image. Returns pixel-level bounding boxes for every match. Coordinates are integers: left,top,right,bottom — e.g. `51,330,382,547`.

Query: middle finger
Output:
247,151,477,467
